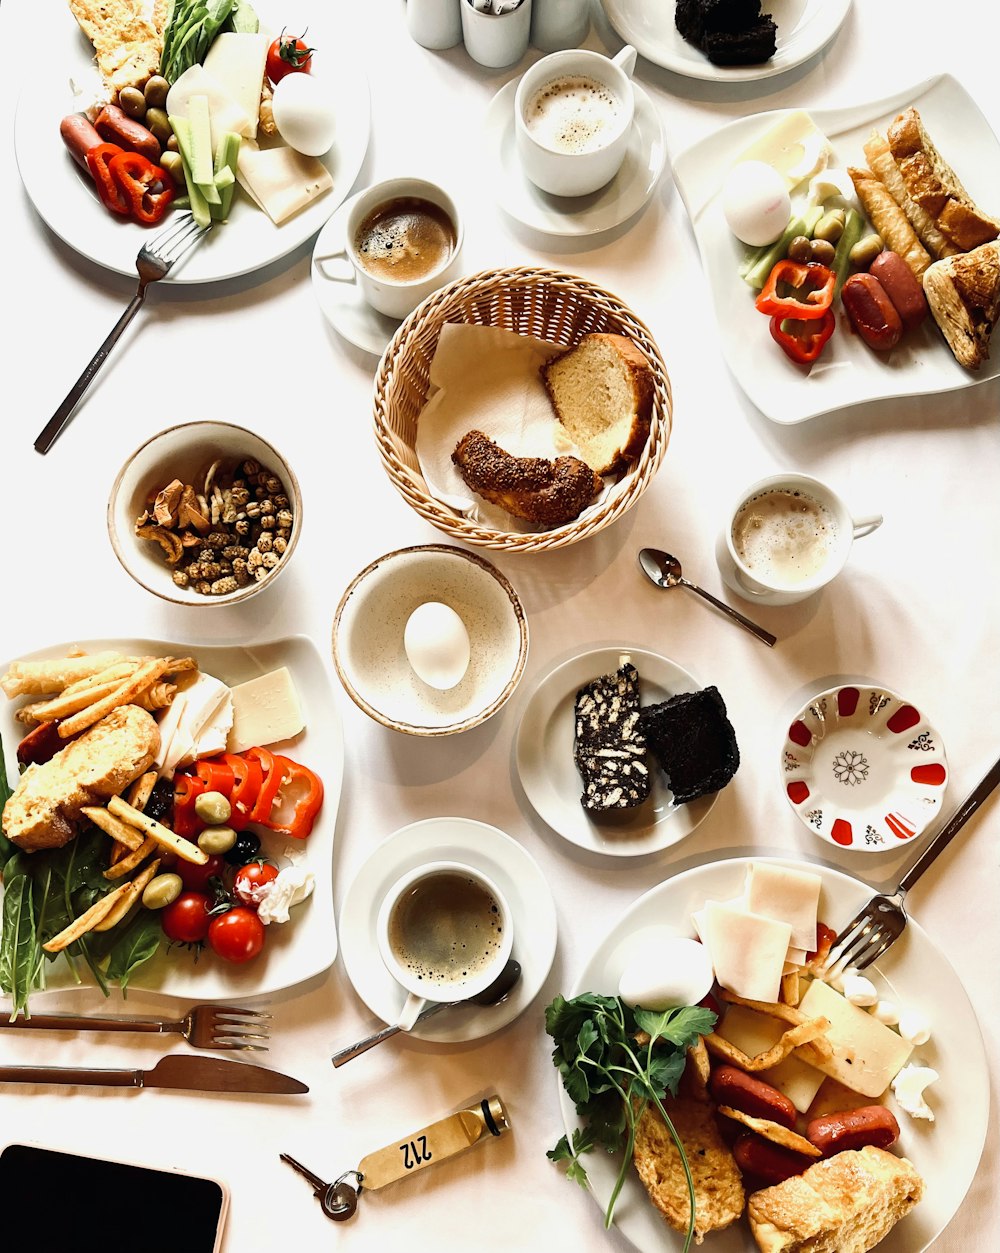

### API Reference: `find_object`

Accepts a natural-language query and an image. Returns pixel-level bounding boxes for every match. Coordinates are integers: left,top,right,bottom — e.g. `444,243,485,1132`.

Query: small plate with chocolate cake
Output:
514,646,739,857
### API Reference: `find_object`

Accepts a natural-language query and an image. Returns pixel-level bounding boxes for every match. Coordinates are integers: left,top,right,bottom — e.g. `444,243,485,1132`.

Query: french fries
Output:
104,835,158,880
81,805,146,851
107,795,207,865
93,860,161,931
42,882,133,952
57,658,170,738
126,770,158,812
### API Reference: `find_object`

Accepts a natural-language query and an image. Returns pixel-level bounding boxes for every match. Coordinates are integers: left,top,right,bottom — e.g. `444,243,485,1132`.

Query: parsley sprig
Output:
545,993,716,1253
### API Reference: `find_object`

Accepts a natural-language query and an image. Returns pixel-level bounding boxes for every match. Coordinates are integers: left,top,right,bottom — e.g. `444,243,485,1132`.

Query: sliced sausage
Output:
708,1065,797,1130
806,1105,900,1157
842,273,903,351
16,720,64,767
95,104,161,162
870,250,928,330
733,1134,815,1186
60,114,103,171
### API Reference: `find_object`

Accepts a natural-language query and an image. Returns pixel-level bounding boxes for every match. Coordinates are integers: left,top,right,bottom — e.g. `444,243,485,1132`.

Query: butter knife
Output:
0,1053,308,1094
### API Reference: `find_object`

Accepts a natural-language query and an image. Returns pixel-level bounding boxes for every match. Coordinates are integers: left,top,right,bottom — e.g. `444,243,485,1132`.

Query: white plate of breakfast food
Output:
0,635,342,1009
515,646,737,858
600,0,851,83
554,856,988,1252
16,0,370,284
671,74,1000,423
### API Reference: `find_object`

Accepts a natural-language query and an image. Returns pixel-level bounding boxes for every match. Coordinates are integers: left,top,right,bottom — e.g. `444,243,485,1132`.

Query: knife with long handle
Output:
0,1053,308,1094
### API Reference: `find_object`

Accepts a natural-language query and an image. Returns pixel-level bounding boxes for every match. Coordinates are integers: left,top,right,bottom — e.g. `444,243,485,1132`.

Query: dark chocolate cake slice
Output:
675,0,777,67
639,686,739,804
574,662,652,812
704,16,777,65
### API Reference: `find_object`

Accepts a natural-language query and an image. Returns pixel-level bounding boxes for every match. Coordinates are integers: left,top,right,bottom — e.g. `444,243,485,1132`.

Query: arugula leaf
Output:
103,911,162,995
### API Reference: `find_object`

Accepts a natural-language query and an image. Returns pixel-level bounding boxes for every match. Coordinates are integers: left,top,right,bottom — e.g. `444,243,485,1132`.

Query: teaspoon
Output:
331,958,523,1068
638,548,777,648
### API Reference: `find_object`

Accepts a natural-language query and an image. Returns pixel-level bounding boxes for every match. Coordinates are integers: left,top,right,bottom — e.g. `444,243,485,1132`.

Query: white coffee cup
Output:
315,177,464,321
376,860,514,1031
513,44,637,197
715,472,883,606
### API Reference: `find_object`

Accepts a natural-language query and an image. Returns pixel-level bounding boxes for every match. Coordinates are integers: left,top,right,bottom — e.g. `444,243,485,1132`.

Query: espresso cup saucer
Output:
338,816,557,1043
483,78,666,238
311,193,401,357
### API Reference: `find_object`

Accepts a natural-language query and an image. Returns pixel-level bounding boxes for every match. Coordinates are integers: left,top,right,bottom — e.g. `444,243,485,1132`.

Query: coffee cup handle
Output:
612,44,637,78
314,247,356,284
852,513,883,539
396,991,428,1032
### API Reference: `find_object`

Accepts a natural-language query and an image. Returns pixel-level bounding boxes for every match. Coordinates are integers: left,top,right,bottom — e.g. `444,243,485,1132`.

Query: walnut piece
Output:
153,479,184,526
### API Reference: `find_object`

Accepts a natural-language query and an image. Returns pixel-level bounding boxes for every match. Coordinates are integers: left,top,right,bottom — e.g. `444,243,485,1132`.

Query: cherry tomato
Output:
161,891,211,944
208,907,265,964
266,29,314,82
234,861,279,907
178,853,227,894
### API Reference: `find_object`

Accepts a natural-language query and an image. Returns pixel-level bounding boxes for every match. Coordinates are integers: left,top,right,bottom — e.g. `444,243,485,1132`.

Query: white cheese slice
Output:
153,691,188,771
701,901,791,1003
203,32,269,139
736,110,832,190
785,946,809,967
717,1004,826,1113
745,863,821,952
798,979,914,1099
227,667,304,754
194,689,235,760
236,143,333,225
160,673,233,775
166,63,253,147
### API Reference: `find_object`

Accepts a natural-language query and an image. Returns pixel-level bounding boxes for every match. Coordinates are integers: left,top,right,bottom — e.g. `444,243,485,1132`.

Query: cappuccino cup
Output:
514,44,637,197
376,860,514,1030
716,472,883,606
316,177,463,320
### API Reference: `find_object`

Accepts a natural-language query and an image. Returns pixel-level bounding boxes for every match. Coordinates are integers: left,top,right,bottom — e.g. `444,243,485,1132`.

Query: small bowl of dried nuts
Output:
108,420,302,606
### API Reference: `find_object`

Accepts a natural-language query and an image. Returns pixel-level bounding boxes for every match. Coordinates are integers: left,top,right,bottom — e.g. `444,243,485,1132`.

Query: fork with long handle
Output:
826,753,1000,974
0,1004,269,1051
34,213,210,455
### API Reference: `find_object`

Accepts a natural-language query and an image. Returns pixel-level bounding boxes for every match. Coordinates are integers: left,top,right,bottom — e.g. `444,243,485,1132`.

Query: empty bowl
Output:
332,545,528,735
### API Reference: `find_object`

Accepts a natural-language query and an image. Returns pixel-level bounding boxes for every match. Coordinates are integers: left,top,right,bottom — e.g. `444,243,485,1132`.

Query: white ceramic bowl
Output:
332,545,528,736
108,421,302,607
781,683,948,853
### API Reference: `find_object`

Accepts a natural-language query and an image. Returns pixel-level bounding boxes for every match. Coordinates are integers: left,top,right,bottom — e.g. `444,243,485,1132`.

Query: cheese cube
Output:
798,979,913,1099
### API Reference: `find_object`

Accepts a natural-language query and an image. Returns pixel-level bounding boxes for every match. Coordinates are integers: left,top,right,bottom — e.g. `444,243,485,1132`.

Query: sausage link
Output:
842,273,903,351
869,250,928,330
60,114,103,171
806,1105,900,1157
733,1134,815,1187
95,104,161,162
708,1065,797,1129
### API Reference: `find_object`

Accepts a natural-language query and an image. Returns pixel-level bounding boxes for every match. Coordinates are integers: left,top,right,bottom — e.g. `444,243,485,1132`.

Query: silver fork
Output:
34,212,211,454
0,1004,270,1051
825,754,1000,975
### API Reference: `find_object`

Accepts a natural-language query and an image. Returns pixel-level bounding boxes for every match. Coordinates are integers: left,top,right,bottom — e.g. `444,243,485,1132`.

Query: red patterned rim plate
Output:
781,684,948,853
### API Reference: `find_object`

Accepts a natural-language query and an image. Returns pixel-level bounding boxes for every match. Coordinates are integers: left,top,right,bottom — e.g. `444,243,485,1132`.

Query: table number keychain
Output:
281,1095,511,1221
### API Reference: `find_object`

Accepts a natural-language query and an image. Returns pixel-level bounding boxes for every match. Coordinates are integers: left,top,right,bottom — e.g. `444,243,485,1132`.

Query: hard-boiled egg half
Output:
271,72,336,157
722,160,791,247
618,934,715,1011
403,601,471,690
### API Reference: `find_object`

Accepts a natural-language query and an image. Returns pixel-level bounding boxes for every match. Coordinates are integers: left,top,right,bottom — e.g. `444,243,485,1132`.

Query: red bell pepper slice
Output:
195,757,235,797
262,756,324,840
769,309,836,364
222,752,263,830
246,746,286,823
755,260,836,321
86,142,130,216
108,150,175,226
173,773,207,838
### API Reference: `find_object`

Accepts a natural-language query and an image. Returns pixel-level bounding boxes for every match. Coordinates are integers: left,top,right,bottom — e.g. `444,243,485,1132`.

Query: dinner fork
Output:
34,212,211,455
0,1004,270,1051
825,753,1000,974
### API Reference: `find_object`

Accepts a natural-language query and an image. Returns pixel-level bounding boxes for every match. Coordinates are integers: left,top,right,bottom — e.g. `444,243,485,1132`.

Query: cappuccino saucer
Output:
483,78,666,237
311,192,401,357
338,817,557,1043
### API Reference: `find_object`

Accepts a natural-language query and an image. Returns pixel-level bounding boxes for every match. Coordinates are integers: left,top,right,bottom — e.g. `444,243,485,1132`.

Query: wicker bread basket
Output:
372,266,673,554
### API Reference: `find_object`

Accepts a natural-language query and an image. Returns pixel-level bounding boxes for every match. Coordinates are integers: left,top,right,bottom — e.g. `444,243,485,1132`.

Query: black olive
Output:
224,831,262,866
145,777,175,824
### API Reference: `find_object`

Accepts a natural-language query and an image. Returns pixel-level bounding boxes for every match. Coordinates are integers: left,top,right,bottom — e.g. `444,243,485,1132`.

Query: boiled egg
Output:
722,160,791,247
618,935,714,1011
403,602,471,690
271,72,336,157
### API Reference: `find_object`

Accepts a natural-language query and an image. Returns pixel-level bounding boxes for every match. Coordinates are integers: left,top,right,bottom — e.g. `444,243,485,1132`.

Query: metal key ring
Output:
321,1171,364,1221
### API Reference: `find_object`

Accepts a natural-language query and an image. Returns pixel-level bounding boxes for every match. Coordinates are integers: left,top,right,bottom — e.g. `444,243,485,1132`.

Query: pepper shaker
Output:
530,0,589,51
407,0,463,50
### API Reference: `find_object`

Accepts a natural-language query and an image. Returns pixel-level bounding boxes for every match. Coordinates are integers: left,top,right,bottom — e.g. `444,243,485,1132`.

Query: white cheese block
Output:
166,64,253,147
716,1004,826,1113
164,674,233,774
701,901,792,1003
194,690,235,760
736,110,832,190
153,690,188,771
236,142,333,225
798,979,914,1099
203,32,269,139
227,667,304,753
745,863,821,952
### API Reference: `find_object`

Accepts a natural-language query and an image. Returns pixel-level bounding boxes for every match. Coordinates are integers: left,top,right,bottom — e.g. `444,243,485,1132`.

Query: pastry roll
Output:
848,166,932,279
862,132,956,261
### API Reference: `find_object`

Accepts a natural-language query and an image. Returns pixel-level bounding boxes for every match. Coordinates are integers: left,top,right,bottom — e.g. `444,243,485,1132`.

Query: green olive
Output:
118,87,147,119
144,75,170,108
158,150,185,189
166,133,179,152
144,107,173,146
786,235,813,263
813,212,845,244
850,234,884,269
810,238,837,266
142,873,183,910
195,791,232,825
198,825,238,855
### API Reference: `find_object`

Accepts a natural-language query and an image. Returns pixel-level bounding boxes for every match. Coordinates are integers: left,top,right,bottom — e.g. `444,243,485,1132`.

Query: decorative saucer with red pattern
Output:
781,684,948,852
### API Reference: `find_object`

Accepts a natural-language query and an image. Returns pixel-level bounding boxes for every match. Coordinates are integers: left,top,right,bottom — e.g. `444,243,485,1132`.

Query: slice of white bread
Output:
923,239,1000,369
541,333,654,477
747,1145,924,1253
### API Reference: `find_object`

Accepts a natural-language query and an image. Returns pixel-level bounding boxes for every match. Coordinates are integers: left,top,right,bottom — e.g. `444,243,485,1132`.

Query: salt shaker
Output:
530,0,589,51
407,0,463,50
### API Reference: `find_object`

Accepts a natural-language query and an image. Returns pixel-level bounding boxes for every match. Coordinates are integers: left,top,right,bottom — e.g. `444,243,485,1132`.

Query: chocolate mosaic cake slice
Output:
573,662,652,812
639,686,739,804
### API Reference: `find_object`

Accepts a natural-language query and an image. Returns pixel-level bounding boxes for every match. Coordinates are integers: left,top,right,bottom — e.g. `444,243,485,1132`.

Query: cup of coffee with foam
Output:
376,860,514,1030
513,44,637,197
319,177,463,321
716,472,883,606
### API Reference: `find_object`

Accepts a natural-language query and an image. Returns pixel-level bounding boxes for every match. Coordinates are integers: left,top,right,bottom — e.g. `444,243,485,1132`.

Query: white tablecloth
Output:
2,1,997,1249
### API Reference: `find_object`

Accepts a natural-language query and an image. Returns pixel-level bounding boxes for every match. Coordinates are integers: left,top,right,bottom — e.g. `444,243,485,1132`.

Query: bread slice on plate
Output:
541,333,654,477
923,239,1000,369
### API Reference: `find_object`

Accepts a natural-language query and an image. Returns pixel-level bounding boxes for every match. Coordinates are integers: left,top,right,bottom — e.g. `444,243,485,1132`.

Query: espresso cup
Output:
376,860,514,1031
513,44,637,197
715,472,883,606
316,177,464,320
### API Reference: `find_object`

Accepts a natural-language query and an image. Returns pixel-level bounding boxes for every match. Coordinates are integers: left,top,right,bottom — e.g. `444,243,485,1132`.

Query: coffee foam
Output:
733,489,839,586
354,196,455,284
524,75,623,155
388,873,504,987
